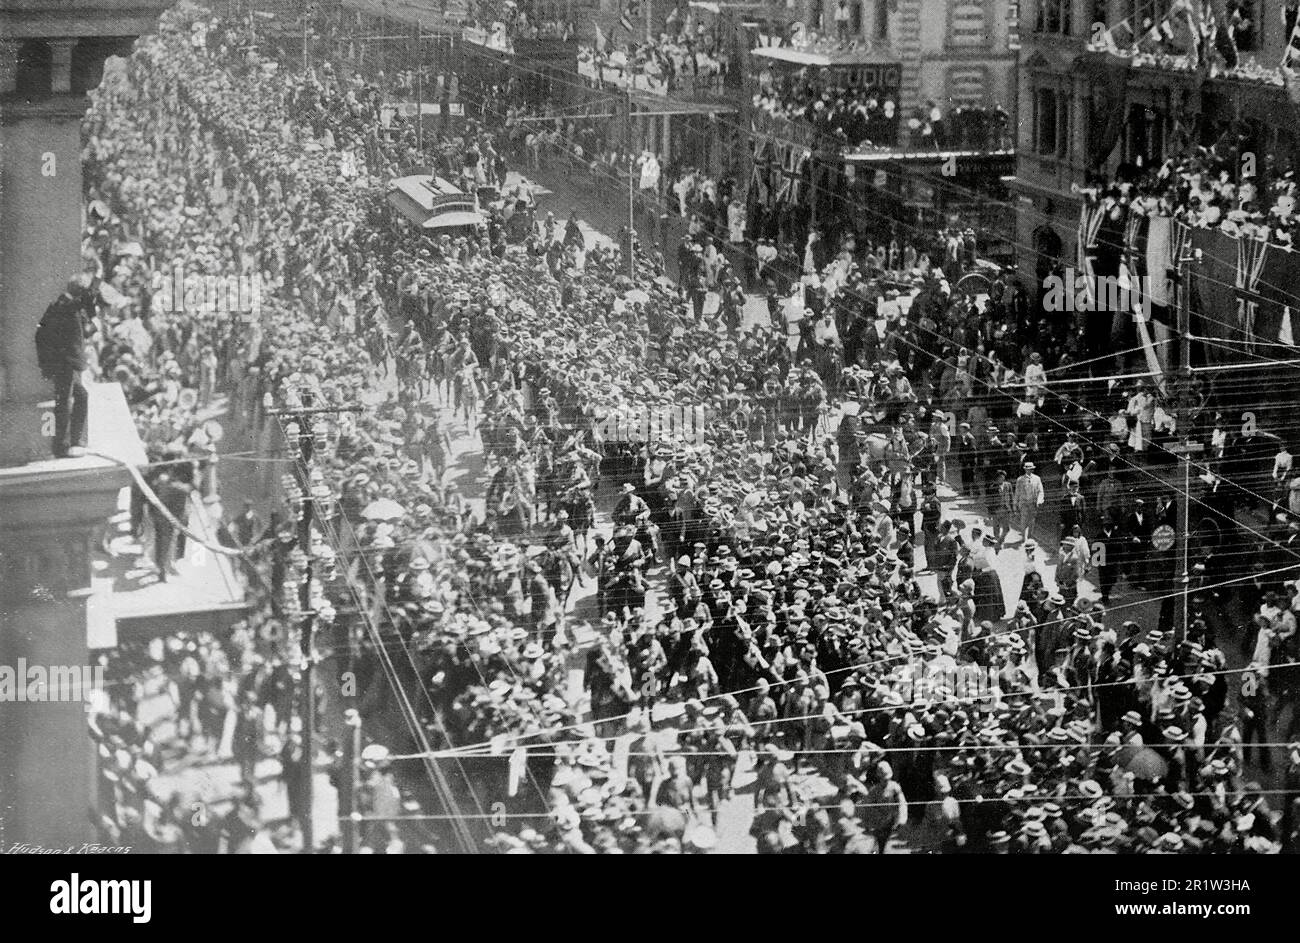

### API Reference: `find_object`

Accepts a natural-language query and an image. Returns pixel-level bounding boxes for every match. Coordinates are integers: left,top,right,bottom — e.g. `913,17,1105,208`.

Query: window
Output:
1035,85,1070,156
14,40,52,98
1034,0,1072,35
1057,92,1071,158
947,0,987,49
874,0,889,39
1125,105,1165,168
1036,87,1057,154
947,66,987,104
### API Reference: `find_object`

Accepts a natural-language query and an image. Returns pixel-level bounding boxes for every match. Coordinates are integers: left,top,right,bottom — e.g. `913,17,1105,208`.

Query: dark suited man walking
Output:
35,274,97,458
1125,498,1154,588
150,469,194,581
1096,514,1125,603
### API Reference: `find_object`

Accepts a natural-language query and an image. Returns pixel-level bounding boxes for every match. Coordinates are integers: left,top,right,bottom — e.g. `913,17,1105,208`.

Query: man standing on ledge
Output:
35,274,97,459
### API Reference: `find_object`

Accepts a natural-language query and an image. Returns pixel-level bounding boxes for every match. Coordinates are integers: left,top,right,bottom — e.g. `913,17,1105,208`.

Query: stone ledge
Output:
0,382,144,531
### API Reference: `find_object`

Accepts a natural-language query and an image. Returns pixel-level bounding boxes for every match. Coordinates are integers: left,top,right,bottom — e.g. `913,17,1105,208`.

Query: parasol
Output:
1121,746,1168,780
953,272,992,297
361,498,406,520
644,806,686,839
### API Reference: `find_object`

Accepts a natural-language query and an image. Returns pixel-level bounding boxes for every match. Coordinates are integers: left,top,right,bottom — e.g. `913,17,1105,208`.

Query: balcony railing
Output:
749,107,1012,156
576,59,731,101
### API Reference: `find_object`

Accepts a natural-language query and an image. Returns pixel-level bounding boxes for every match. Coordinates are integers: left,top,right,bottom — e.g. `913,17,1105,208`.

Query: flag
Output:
1235,235,1268,353
594,23,607,51
1145,214,1176,312
1085,56,1129,169
620,12,635,32
790,149,811,205
1077,200,1106,308
1286,21,1300,69
1286,65,1300,104
1252,234,1300,349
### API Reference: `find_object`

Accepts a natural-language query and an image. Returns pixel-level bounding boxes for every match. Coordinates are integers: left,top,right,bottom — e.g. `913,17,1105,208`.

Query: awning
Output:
750,46,900,68
844,148,1016,164
341,0,459,32
627,90,738,115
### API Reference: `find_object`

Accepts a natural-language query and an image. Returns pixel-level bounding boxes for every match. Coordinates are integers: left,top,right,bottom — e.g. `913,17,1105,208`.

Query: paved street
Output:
142,168,1268,855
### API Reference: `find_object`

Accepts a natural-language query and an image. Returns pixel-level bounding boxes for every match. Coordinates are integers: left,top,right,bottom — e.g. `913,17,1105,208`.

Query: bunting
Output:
1183,223,1300,364
790,149,811,205
1077,200,1106,309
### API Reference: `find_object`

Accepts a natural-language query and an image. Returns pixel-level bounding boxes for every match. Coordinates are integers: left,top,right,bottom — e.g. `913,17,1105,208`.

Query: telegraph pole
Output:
1171,245,1204,643
626,87,636,277
270,384,361,853
416,22,424,154
340,707,362,854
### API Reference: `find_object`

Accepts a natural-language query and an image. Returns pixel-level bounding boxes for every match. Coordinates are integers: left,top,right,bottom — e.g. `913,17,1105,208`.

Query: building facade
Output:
780,0,1017,113
1012,0,1300,288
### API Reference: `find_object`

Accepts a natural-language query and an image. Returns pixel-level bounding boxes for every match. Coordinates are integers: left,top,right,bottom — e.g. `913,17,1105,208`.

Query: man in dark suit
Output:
931,521,959,597
1125,498,1154,588
1153,490,1177,528
150,469,194,581
1060,480,1088,541
35,275,97,458
1096,515,1125,603
957,422,978,493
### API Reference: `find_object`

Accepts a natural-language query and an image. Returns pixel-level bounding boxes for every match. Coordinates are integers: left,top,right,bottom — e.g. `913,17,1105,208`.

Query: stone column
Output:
0,111,85,468
0,463,124,848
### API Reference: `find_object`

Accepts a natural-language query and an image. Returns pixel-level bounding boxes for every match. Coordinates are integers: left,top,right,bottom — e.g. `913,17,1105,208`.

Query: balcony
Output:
0,381,246,647
92,486,248,648
0,0,176,38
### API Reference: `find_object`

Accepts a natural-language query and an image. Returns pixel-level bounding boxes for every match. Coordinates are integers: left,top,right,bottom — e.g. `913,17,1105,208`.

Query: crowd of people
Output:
1088,134,1300,250
59,0,1300,854
578,27,728,97
751,65,1011,153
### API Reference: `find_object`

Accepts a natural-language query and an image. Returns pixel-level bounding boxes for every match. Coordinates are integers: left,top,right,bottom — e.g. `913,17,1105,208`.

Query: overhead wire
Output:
241,22,1300,790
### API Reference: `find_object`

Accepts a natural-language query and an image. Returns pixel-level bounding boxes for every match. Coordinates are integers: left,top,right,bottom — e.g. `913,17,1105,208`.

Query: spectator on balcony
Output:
35,274,98,459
